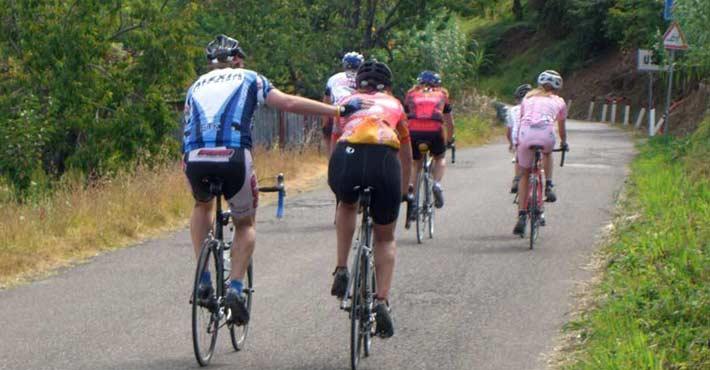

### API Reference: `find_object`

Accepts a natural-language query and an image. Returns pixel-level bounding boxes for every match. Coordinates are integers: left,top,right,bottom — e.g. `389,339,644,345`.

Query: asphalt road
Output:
0,120,634,370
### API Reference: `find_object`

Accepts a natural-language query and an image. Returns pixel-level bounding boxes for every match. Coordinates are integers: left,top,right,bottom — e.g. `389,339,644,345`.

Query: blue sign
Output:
664,0,674,21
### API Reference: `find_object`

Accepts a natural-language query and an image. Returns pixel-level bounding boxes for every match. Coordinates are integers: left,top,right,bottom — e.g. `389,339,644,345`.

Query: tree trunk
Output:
513,0,523,21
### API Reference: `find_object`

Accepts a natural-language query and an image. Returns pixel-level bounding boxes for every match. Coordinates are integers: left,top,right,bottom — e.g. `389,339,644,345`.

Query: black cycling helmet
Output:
356,59,393,91
514,84,532,100
206,34,246,63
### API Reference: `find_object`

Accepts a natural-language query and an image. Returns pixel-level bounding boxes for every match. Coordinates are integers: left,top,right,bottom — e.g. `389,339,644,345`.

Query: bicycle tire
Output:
350,244,363,370
192,240,220,366
415,168,426,244
229,261,253,351
427,173,435,239
361,250,373,358
529,177,539,250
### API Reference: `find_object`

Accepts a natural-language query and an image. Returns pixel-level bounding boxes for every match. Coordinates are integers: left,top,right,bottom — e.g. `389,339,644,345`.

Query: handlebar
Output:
552,146,569,167
447,136,456,164
258,173,286,218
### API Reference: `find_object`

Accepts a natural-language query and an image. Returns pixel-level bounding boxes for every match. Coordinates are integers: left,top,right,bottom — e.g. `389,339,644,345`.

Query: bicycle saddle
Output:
417,142,431,153
528,145,545,151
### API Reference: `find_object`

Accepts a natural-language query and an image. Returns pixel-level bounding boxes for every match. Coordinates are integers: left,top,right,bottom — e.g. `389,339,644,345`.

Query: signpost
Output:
661,22,689,136
637,49,667,133
664,0,674,21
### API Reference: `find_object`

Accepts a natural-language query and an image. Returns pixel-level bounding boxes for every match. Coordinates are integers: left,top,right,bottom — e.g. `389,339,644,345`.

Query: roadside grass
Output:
454,90,504,146
561,118,710,369
0,147,327,288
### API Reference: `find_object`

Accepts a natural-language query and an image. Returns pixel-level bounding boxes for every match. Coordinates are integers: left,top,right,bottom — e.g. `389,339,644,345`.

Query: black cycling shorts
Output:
328,142,402,225
184,147,259,218
410,130,446,161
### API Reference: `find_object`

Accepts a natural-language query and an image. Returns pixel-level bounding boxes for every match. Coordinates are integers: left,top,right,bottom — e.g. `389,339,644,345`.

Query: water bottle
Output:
276,173,285,219
223,242,232,282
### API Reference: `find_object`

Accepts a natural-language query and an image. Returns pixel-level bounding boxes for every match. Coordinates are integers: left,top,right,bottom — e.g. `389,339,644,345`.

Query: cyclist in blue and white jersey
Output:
184,35,367,325
322,51,363,156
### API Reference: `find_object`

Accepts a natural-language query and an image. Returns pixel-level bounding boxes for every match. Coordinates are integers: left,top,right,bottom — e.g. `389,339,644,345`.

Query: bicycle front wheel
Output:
192,240,220,366
229,261,253,351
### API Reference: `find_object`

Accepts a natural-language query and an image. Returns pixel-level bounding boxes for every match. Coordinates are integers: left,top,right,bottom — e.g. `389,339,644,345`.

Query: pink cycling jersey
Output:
516,94,567,168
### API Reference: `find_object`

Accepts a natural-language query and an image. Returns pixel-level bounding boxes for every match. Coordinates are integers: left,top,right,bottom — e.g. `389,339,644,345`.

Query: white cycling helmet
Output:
537,70,563,90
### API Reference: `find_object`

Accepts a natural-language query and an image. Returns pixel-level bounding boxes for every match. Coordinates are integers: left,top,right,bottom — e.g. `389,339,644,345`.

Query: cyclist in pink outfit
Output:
513,70,568,236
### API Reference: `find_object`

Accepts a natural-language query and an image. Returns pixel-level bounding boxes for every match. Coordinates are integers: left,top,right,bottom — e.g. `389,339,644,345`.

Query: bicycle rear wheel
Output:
427,175,435,239
416,169,428,244
192,240,220,366
529,178,540,250
350,247,363,369
229,261,253,351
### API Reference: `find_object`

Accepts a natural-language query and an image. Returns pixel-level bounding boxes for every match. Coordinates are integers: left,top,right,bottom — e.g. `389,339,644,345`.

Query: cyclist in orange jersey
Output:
328,60,413,338
403,71,454,208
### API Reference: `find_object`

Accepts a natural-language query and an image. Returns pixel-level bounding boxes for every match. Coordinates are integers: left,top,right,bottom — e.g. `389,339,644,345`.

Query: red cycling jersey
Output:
403,87,452,132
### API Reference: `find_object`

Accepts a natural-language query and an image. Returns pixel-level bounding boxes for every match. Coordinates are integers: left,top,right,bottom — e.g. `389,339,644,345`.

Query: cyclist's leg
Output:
430,129,447,183
184,154,217,257
328,142,363,296
230,215,255,281
372,223,396,299
335,202,357,266
221,149,253,312
371,145,401,300
190,200,215,258
409,134,423,185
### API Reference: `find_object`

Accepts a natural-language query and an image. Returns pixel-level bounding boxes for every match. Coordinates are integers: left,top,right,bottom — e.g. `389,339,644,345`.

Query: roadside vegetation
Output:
0,148,327,288
561,118,710,369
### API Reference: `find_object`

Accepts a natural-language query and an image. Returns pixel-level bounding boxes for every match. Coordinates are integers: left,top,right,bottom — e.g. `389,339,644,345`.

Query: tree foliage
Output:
0,0,477,197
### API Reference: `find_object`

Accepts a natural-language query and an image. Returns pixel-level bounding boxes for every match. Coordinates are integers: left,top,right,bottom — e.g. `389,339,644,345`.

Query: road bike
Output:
339,186,377,370
520,146,567,249
414,143,435,244
191,174,285,367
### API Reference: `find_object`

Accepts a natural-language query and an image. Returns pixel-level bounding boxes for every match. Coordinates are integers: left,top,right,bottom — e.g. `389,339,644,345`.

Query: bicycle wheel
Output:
350,246,363,369
192,240,220,366
426,174,435,239
360,251,373,358
229,260,253,351
529,177,539,250
415,169,426,244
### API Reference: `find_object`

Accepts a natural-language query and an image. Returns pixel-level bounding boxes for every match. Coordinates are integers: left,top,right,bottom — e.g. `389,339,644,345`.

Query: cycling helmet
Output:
417,70,441,86
342,52,364,70
537,70,563,90
514,84,532,100
356,60,392,91
206,34,246,63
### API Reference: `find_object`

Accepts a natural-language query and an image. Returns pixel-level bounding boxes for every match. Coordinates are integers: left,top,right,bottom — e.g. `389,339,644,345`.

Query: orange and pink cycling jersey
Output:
515,94,567,168
333,92,410,150
403,87,451,132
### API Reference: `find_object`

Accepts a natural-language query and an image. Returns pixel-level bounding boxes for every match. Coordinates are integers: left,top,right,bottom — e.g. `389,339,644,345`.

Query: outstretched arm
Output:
266,88,339,117
397,119,413,196
443,112,454,143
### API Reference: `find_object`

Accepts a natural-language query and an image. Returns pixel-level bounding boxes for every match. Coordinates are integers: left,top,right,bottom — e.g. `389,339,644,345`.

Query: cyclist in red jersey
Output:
403,71,454,208
329,60,413,338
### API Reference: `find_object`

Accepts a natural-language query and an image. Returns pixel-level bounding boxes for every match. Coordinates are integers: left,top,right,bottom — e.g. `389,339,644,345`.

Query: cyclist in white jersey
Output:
184,35,368,324
506,84,532,194
321,52,363,156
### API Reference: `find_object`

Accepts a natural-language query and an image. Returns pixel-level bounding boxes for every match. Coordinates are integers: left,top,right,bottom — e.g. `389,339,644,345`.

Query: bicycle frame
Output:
342,187,376,370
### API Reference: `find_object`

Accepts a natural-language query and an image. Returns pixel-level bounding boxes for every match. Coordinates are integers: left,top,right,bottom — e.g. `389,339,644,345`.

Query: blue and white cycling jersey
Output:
325,71,356,105
183,68,272,152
